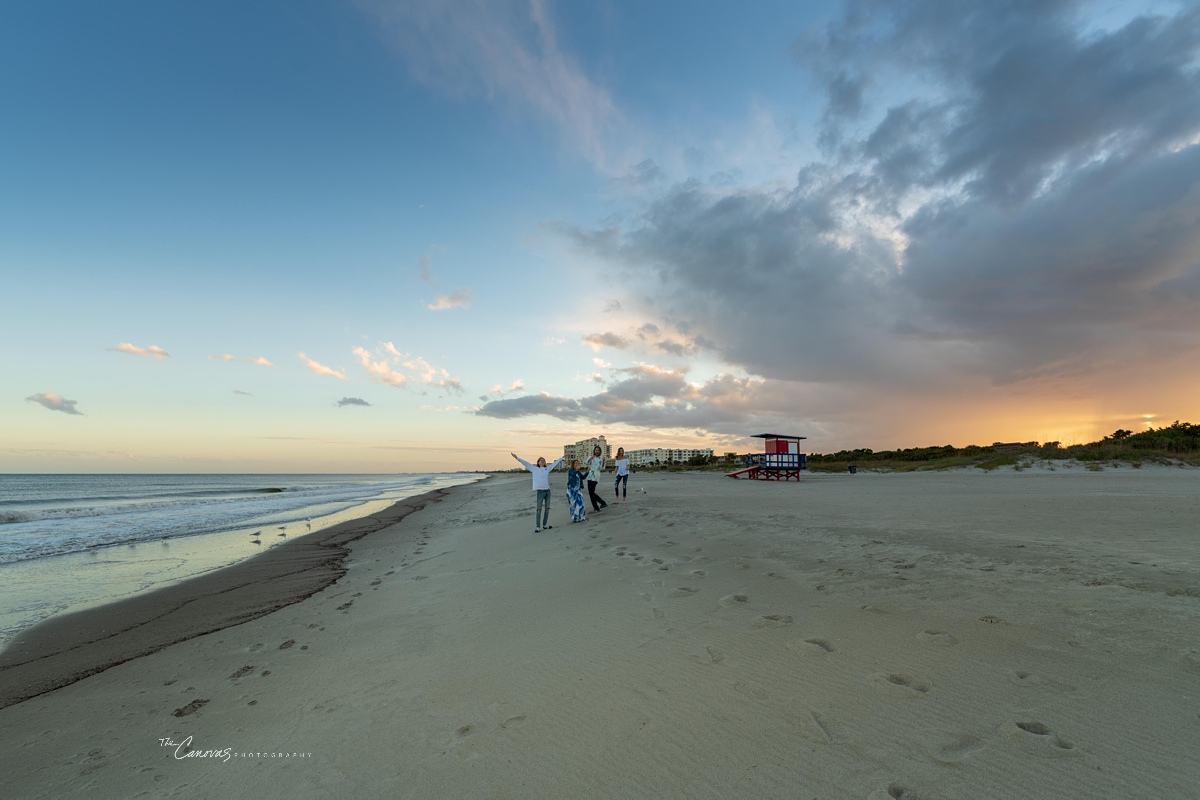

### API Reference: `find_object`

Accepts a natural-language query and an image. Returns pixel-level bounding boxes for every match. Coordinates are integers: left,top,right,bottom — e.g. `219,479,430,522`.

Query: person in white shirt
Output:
613,447,631,503
512,453,564,532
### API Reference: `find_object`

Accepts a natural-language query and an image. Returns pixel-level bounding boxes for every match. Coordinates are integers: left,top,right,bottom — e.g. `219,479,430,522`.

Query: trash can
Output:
848,465,857,474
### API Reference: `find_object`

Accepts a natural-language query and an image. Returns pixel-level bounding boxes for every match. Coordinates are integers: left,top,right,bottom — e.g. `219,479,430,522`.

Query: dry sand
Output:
1,467,1197,798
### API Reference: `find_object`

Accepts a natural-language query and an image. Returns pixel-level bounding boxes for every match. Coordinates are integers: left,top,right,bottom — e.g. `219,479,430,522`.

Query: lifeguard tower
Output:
726,433,807,481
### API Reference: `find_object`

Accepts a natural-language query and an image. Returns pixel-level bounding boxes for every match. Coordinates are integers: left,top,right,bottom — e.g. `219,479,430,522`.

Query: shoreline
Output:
0,483,463,709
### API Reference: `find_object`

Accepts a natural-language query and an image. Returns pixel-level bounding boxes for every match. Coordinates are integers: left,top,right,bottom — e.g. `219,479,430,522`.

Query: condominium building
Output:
625,448,714,467
563,435,611,465
561,437,713,468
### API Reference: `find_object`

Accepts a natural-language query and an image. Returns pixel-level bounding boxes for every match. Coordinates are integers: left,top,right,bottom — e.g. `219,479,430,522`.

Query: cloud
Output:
475,391,586,420
26,392,83,415
112,343,169,359
475,364,817,435
427,289,472,310
353,342,464,393
403,354,464,392
338,397,372,407
354,0,636,172
211,354,273,366
233,389,253,396
353,346,407,387
298,353,349,381
582,332,629,351
604,160,665,196
555,0,1200,407
490,379,525,396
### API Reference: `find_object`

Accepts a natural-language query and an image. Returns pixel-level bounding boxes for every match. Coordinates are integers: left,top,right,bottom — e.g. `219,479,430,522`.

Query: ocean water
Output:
0,473,480,647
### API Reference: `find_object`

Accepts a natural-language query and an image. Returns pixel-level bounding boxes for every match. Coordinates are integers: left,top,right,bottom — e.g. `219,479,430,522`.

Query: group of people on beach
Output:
512,446,632,532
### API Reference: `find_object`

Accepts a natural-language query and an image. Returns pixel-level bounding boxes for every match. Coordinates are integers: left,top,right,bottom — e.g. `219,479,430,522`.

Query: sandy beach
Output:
1,467,1197,798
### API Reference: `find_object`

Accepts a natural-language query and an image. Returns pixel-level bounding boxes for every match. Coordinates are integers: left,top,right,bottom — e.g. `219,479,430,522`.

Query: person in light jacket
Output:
512,452,564,532
585,445,609,513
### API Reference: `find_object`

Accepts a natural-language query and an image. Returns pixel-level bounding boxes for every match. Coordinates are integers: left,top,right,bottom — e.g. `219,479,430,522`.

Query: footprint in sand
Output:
229,665,256,680
733,682,770,701
500,715,527,729
1007,670,1076,692
927,732,985,763
751,614,794,629
718,594,749,607
279,639,296,650
916,630,959,646
652,608,665,619
867,784,928,800
370,578,382,586
691,645,724,665
665,586,700,598
690,570,707,577
1001,720,1076,757
795,710,848,745
336,601,354,611
790,638,834,653
172,699,209,717
869,673,931,696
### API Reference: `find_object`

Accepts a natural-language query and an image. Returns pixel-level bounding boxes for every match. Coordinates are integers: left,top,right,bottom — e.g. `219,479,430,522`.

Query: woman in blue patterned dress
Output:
566,459,587,523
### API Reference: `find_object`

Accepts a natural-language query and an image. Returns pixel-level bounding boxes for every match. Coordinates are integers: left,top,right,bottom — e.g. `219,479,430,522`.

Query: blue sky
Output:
4,0,1199,472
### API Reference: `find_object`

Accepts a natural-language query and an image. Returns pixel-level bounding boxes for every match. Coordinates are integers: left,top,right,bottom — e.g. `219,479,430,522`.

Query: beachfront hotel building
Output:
563,435,612,465
625,448,714,466
562,437,713,467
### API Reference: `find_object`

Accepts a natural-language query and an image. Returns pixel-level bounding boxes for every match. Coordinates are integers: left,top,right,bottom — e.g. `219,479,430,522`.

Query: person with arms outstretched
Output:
512,452,564,532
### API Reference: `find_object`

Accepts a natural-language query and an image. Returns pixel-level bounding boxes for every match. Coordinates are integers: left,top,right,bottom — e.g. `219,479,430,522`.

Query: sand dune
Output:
0,468,1197,798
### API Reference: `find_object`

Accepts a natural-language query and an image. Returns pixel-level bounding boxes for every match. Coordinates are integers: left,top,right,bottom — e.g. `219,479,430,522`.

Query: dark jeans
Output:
587,480,607,511
614,473,628,498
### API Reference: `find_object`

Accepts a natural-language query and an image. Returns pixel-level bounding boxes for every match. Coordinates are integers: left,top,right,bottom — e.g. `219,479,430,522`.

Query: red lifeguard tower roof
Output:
751,433,807,440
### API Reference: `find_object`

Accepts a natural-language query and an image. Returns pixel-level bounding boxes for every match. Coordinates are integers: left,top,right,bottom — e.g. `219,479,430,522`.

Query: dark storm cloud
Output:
560,0,1200,394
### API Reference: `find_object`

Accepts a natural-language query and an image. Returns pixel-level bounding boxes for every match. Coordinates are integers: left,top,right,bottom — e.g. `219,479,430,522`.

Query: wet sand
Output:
0,488,447,709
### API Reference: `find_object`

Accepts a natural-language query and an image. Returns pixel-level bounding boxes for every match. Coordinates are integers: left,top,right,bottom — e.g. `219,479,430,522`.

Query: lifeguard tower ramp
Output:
726,433,807,481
